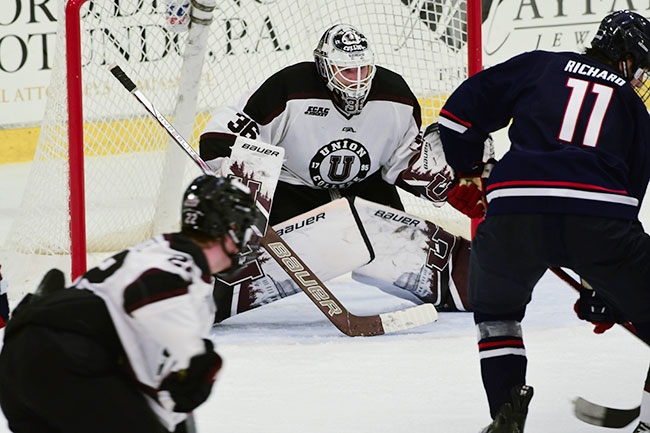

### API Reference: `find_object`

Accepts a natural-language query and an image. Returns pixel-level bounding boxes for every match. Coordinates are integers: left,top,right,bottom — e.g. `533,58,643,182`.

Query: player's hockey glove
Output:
573,284,620,334
447,159,495,219
160,339,223,412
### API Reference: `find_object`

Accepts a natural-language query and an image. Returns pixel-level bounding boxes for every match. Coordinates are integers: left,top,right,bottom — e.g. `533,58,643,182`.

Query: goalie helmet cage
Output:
7,0,482,279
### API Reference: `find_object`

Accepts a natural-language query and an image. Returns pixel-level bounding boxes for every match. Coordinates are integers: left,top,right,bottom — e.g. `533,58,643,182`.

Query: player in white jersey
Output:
200,23,472,318
0,175,264,433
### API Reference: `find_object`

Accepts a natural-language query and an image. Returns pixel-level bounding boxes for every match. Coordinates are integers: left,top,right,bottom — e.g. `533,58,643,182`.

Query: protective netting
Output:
7,0,474,257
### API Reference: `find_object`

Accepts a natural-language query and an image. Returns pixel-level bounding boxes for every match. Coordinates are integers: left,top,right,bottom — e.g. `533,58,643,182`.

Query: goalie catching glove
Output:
573,281,621,334
160,339,223,412
447,160,495,219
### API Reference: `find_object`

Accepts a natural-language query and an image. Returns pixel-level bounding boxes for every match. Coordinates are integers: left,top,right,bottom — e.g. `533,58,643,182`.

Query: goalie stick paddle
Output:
573,396,639,428
109,64,438,336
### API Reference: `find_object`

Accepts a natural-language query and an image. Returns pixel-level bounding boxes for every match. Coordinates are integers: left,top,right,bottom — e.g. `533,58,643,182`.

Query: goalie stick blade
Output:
573,397,639,428
379,304,438,334
342,304,438,337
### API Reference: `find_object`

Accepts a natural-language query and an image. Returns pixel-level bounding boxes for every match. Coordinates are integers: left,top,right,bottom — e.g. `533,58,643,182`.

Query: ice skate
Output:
480,385,534,433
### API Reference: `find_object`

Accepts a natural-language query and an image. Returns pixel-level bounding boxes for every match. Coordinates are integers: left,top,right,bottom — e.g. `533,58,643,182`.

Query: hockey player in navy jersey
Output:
438,9,650,433
0,176,264,433
200,23,474,319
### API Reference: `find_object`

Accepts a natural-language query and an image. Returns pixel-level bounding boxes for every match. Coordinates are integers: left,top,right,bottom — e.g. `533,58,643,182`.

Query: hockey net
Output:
6,0,480,278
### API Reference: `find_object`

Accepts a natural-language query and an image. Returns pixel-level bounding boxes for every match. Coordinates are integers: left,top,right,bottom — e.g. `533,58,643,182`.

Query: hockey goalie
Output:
198,24,491,323
202,122,488,323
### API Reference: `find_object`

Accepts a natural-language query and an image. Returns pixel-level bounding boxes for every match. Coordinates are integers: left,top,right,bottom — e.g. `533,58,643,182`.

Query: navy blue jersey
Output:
439,50,650,221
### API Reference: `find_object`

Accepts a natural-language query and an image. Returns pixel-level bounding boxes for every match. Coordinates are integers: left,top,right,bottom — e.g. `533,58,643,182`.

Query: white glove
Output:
397,123,454,206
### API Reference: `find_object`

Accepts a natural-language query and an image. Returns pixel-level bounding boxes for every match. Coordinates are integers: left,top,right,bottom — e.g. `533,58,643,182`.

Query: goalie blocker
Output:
214,196,470,322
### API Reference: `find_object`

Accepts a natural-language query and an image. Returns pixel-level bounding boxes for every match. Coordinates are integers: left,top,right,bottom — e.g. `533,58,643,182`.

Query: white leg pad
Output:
350,198,470,311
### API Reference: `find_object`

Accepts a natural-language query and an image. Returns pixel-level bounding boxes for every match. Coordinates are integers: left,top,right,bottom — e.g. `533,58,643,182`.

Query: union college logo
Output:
332,28,368,53
309,139,371,188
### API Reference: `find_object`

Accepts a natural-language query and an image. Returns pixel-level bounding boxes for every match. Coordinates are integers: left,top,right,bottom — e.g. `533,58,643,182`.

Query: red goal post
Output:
7,0,482,279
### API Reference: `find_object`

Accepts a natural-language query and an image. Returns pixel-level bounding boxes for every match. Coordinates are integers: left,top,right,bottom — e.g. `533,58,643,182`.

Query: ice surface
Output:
0,162,648,432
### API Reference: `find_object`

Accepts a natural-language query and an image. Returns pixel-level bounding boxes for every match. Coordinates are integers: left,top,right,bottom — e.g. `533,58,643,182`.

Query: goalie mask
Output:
590,10,650,101
182,175,264,261
314,24,376,115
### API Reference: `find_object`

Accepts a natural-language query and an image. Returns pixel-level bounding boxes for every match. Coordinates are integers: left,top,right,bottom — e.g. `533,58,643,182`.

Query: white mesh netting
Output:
8,0,474,260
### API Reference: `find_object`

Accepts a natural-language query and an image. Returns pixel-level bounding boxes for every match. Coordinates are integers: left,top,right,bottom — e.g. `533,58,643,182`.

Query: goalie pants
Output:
469,213,650,415
270,170,404,225
0,325,168,433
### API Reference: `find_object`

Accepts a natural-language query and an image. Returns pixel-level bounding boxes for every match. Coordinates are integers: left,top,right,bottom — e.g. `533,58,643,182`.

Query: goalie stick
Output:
109,64,438,337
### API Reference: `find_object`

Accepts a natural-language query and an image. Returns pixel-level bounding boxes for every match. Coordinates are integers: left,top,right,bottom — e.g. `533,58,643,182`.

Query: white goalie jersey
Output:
199,61,422,189
72,233,216,430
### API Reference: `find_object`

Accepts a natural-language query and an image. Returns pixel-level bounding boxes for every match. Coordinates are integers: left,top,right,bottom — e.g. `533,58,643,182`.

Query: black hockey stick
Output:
550,267,643,428
550,267,640,339
109,64,438,337
573,396,639,428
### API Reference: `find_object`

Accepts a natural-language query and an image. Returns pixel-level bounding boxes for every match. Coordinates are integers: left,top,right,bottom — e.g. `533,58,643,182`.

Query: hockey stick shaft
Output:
552,267,644,428
109,65,437,336
109,66,212,174
549,267,640,338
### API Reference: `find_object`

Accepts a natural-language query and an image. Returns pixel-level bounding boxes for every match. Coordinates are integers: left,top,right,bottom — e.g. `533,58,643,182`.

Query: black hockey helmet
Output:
181,175,264,252
591,10,650,79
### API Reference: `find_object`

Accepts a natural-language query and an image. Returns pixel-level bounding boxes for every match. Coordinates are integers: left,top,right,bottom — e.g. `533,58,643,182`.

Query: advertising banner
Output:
1,0,647,128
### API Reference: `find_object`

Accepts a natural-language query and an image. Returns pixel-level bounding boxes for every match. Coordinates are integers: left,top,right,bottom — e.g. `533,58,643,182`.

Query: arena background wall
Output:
0,1,643,164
